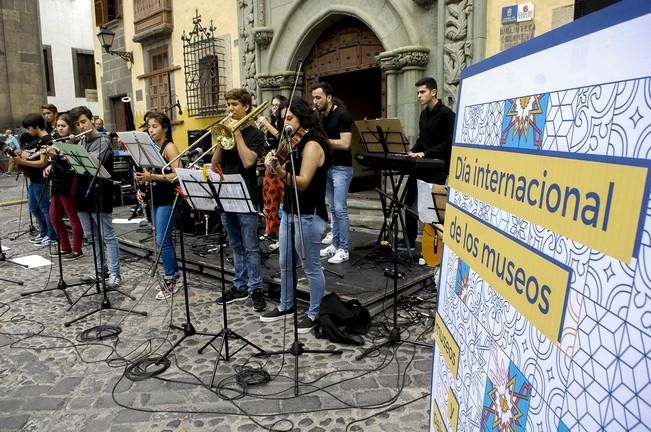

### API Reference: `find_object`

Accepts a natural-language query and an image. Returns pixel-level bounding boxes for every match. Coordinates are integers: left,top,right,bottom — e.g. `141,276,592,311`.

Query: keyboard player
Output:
402,77,455,250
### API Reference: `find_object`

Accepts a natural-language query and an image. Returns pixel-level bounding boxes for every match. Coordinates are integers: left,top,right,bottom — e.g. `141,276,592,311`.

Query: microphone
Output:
176,100,183,115
283,125,294,135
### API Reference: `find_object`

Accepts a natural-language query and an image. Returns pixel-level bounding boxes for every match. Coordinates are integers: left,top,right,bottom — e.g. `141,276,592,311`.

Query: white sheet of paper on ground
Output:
112,218,145,224
1,244,8,252
10,255,52,268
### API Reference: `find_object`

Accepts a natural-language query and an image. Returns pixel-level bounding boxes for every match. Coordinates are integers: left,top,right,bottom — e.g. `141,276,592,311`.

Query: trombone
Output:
165,101,270,175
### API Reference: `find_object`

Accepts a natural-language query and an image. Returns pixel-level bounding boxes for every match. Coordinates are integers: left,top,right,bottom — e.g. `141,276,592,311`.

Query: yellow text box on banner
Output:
448,388,459,432
434,312,460,379
431,401,446,432
449,145,649,262
445,205,571,343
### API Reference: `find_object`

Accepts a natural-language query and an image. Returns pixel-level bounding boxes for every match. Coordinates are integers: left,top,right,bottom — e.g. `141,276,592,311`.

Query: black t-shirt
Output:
22,135,53,184
220,125,265,208
411,100,455,183
320,106,353,167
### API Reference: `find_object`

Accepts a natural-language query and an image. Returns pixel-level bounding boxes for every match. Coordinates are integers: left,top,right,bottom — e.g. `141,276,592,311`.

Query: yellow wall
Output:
122,1,241,149
485,0,575,58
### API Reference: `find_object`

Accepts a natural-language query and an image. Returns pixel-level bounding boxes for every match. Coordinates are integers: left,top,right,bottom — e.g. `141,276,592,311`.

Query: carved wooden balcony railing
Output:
133,0,173,42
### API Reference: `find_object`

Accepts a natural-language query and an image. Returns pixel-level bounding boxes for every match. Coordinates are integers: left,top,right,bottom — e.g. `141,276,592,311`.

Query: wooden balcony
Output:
133,0,173,43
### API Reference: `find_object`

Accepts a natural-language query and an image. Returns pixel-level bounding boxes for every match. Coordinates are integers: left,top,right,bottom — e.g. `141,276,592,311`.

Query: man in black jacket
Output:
403,77,455,250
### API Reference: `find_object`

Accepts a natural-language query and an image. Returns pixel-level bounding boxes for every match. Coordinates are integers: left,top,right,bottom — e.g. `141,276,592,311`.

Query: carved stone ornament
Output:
413,0,435,6
254,27,274,48
376,46,430,72
443,0,474,109
256,74,283,89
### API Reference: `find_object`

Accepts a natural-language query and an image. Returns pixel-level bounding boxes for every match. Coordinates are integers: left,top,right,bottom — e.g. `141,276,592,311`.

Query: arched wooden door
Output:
303,16,385,119
303,17,385,190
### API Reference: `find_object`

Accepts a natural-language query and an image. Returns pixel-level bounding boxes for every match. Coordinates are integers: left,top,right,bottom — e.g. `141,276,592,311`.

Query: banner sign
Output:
430,1,651,431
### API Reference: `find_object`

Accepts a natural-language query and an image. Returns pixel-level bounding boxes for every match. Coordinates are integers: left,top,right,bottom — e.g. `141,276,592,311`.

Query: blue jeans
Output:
278,212,327,319
28,182,55,239
221,212,262,292
153,204,178,279
326,166,353,251
79,211,121,276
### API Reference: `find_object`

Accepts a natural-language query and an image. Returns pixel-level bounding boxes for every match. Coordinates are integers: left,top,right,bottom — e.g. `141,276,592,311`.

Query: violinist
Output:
260,97,330,333
13,113,56,247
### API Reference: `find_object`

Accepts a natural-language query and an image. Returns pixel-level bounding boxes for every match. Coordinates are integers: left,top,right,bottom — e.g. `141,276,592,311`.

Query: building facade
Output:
40,0,99,114
0,0,44,128
93,0,240,146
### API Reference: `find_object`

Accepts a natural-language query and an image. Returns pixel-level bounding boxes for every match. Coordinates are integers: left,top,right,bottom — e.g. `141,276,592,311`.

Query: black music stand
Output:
20,144,91,302
61,143,147,328
190,171,267,387
353,119,413,264
117,131,172,275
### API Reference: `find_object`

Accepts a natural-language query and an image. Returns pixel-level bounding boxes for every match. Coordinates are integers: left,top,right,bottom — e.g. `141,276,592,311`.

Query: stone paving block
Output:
0,398,23,411
25,396,66,411
0,415,30,431
48,376,84,395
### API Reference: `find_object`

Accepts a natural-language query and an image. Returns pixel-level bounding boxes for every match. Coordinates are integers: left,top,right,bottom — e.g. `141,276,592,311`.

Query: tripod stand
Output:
60,141,147,328
355,207,432,360
0,235,23,285
182,171,266,386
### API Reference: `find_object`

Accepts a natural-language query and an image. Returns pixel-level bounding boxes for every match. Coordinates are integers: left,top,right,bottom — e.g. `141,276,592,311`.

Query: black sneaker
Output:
251,290,266,312
260,307,294,322
50,250,72,257
297,315,316,334
216,289,249,305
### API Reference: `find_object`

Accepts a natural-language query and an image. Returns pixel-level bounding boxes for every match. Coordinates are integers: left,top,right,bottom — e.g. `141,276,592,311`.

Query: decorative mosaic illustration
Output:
431,10,651,431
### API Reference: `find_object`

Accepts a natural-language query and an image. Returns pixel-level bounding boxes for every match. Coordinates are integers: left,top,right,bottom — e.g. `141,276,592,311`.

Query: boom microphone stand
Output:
9,175,38,240
260,127,342,396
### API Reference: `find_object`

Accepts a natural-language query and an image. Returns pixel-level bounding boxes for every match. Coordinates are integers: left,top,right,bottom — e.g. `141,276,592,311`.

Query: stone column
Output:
376,46,429,144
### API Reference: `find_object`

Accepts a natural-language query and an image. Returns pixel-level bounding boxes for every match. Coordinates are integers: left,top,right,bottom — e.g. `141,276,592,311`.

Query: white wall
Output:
39,0,99,114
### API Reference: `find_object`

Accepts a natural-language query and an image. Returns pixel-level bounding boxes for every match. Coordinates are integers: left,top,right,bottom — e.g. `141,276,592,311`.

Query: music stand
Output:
60,143,147,327
186,170,266,387
20,143,91,302
353,119,413,264
117,131,170,276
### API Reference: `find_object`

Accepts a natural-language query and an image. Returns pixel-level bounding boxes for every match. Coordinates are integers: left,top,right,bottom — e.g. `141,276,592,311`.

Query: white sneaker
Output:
320,244,336,258
321,231,333,245
328,248,349,264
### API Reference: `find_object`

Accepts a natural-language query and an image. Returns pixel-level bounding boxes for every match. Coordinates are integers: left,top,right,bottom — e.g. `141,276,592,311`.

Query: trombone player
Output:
211,88,267,312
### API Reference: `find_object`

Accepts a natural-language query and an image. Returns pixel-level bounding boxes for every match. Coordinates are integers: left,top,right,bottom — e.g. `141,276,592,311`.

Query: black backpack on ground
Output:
315,293,371,345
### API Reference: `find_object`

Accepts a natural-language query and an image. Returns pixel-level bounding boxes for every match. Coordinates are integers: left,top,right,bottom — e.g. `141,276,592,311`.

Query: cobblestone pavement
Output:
0,186,436,432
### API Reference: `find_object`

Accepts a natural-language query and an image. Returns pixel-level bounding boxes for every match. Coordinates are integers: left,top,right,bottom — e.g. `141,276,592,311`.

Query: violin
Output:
275,127,308,165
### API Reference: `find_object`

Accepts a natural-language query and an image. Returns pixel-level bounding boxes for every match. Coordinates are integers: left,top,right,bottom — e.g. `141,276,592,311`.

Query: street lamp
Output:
97,27,133,63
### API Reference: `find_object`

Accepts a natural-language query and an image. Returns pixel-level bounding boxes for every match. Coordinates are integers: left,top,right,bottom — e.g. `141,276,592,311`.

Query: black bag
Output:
315,293,371,345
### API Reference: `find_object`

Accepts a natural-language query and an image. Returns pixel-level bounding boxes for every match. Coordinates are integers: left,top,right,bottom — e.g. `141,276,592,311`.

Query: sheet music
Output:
417,179,439,224
175,168,219,211
116,131,167,170
208,173,254,213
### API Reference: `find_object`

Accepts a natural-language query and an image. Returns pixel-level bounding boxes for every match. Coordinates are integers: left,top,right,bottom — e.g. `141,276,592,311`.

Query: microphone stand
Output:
261,124,341,396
